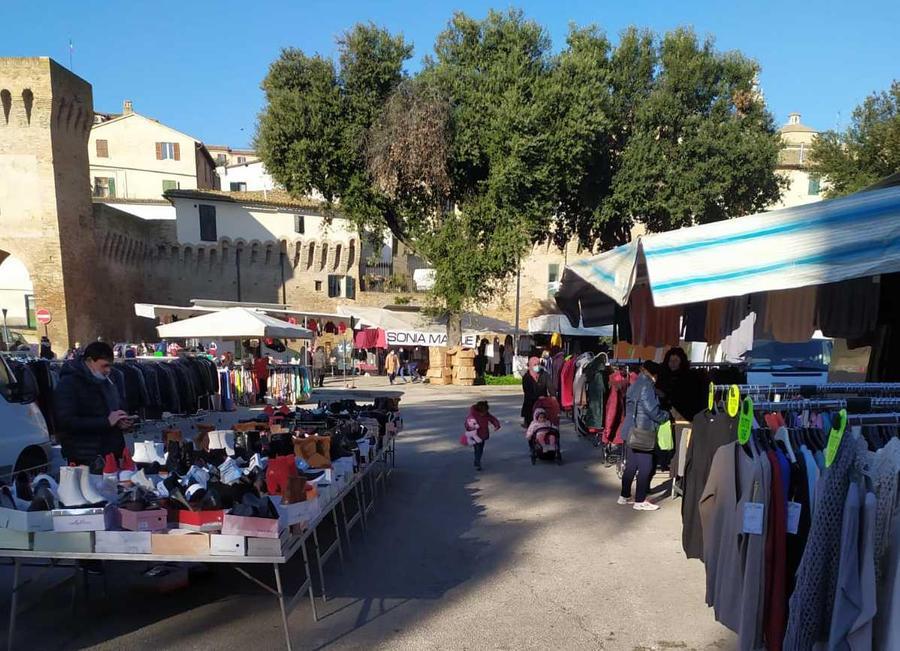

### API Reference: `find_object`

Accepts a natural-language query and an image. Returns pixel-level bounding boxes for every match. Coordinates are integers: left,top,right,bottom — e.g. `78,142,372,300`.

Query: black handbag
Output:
628,427,657,452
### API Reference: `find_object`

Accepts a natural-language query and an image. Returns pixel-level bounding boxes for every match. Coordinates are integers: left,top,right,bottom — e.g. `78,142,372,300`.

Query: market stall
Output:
0,398,403,651
555,183,900,378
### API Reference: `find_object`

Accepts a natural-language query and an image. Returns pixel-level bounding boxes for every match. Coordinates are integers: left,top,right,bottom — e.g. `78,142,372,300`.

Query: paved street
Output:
1,380,735,650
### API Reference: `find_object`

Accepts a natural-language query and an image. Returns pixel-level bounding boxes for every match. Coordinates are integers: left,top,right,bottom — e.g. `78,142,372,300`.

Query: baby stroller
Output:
527,398,562,465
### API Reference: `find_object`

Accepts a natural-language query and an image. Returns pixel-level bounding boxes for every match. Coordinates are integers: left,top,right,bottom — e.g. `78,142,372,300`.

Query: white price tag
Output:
742,502,764,535
787,502,802,534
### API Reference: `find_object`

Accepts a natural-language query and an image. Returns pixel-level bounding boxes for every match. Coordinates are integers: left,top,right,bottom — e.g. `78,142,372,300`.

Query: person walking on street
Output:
385,349,400,385
313,346,327,388
618,361,671,511
521,356,550,426
466,400,501,471
54,341,130,465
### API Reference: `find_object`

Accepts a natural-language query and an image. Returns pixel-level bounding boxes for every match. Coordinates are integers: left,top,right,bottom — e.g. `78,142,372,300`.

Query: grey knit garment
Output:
869,438,900,584
784,434,865,649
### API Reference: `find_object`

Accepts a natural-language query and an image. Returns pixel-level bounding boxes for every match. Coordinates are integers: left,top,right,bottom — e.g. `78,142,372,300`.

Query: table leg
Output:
312,530,327,603
300,542,318,621
272,564,293,651
331,507,345,567
7,558,20,651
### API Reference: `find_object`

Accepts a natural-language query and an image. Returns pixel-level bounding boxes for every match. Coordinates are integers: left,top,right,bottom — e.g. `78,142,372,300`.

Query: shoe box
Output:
246,527,292,557
209,534,246,556
270,495,321,528
95,530,152,554
33,531,95,553
52,505,116,533
0,506,53,532
118,508,168,532
168,509,225,532
0,528,34,550
150,529,210,556
222,513,282,539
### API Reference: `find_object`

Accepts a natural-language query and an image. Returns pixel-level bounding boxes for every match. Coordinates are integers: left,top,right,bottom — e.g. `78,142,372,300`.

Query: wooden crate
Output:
456,366,476,380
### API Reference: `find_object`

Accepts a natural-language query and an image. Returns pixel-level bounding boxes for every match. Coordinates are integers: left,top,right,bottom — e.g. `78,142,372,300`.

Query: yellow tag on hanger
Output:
708,382,715,412
727,384,741,418
825,409,848,468
737,396,754,444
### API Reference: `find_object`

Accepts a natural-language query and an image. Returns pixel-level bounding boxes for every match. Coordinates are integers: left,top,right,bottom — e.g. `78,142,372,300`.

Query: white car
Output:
0,355,52,479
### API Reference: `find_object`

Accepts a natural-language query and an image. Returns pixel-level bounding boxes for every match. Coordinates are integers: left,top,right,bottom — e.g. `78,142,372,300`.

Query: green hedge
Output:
484,374,523,386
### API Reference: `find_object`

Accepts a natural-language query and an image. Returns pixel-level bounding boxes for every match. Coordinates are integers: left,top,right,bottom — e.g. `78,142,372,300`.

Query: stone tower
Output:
0,57,95,347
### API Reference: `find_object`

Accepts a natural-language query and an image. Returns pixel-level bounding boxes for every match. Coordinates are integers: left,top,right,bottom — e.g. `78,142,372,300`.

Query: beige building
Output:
770,112,823,210
206,144,257,168
89,101,219,200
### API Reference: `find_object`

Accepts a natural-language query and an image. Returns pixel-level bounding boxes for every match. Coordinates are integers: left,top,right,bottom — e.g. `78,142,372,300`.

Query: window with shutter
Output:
198,204,217,242
96,139,109,157
327,275,340,298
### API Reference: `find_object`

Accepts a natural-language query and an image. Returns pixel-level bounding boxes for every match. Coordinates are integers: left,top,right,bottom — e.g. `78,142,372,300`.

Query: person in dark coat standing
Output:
54,341,129,465
521,356,550,426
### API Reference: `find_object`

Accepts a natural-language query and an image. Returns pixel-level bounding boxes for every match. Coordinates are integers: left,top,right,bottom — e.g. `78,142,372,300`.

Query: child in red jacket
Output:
467,401,501,471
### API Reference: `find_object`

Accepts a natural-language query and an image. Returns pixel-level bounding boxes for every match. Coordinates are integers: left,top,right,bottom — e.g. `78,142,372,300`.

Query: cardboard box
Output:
119,508,168,532
0,528,33,550
0,506,53,532
33,531,94,553
52,506,112,533
222,513,281,539
210,534,246,556
168,509,225,533
247,528,291,557
95,530,152,554
150,530,210,556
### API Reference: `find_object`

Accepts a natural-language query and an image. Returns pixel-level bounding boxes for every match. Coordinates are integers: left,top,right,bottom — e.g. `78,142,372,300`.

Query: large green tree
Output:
810,81,900,197
257,13,784,342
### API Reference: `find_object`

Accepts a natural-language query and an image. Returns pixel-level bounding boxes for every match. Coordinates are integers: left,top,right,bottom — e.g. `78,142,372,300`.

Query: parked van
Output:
0,354,52,479
744,337,834,386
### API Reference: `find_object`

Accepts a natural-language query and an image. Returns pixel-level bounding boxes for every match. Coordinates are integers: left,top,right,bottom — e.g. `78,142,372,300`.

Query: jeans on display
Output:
473,442,485,467
620,447,656,502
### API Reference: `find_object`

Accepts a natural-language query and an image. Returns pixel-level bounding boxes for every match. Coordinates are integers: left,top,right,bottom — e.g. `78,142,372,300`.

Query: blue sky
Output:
2,1,897,148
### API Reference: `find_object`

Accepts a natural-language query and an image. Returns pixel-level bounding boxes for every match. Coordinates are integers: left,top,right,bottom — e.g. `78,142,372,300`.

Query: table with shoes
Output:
0,398,402,651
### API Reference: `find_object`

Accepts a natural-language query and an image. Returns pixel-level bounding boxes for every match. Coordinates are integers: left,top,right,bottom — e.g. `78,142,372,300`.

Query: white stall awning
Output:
156,307,314,340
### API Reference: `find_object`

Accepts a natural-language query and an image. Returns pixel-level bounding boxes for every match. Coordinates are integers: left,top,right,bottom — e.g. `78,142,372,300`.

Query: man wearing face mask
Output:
55,341,130,465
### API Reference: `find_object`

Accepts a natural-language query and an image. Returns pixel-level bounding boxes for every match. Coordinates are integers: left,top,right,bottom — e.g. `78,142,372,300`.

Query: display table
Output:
3,436,396,651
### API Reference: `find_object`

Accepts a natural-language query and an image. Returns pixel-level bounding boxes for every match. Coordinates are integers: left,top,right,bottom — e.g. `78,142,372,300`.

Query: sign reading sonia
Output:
385,330,478,348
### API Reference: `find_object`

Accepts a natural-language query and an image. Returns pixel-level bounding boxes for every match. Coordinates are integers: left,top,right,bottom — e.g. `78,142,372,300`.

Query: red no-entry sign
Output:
35,308,52,325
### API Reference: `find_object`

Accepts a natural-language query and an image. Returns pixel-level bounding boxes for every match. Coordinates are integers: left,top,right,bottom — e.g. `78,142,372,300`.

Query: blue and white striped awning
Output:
557,184,900,324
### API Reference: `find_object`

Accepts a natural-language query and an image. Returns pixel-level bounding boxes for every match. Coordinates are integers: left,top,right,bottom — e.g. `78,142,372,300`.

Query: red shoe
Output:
103,453,119,474
120,446,136,471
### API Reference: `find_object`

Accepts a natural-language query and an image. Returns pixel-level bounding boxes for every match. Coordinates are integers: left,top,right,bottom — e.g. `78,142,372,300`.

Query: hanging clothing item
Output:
764,286,817,343
581,354,606,433
699,442,772,651
559,357,576,409
682,302,708,342
681,410,737,559
704,299,728,345
784,435,865,649
816,276,880,339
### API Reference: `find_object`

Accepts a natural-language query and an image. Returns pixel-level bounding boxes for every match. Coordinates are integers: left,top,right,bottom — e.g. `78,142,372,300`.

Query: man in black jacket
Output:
54,341,130,464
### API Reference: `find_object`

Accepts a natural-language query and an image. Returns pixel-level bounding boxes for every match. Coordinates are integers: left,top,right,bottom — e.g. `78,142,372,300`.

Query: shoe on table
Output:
633,501,659,511
617,496,633,505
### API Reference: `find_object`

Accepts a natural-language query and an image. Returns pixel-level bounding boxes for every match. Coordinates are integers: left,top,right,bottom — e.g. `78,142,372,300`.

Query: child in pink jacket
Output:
466,401,501,471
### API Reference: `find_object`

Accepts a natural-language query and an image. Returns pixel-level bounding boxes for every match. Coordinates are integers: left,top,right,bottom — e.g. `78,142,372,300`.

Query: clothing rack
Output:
713,382,900,395
750,398,900,414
